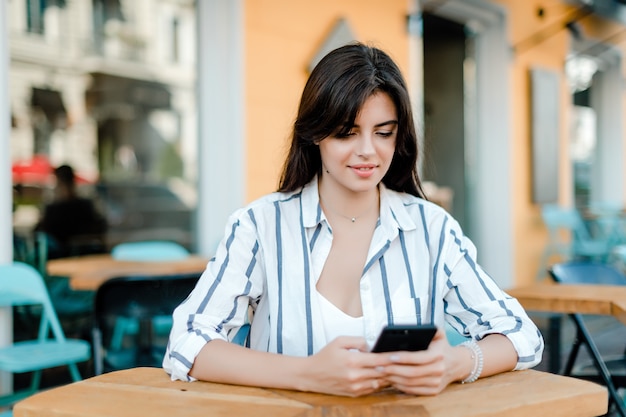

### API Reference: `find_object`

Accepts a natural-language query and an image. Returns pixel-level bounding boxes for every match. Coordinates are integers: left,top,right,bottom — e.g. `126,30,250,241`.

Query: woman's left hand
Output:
379,328,464,395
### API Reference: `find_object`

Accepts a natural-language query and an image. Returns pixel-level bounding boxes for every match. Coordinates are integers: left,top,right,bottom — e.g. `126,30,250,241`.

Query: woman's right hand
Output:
297,336,393,397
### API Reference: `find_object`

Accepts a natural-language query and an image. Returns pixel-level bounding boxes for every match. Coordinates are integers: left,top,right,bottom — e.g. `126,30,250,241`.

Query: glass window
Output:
10,0,198,257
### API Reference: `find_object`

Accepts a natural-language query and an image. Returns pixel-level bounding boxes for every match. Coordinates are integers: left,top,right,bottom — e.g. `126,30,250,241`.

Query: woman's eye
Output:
377,131,394,137
334,131,355,139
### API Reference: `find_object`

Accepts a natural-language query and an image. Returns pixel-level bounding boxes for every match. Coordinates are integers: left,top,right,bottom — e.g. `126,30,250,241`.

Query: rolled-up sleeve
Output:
440,217,544,370
163,207,265,381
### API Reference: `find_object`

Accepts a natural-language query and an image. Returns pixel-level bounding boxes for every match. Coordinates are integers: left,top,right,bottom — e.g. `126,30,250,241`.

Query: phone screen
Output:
371,324,437,353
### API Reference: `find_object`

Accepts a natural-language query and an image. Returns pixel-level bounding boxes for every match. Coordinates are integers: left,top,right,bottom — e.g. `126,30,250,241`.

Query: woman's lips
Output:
350,165,377,178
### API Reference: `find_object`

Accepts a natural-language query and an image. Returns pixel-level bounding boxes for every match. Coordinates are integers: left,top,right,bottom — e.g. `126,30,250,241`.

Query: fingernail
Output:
390,354,400,362
375,366,385,372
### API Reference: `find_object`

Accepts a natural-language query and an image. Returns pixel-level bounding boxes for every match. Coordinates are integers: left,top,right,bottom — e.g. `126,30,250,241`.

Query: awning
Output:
572,0,626,25
85,73,171,117
12,155,92,185
31,87,67,123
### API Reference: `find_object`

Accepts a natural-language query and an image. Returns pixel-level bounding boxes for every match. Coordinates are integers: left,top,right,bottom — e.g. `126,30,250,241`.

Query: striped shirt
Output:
163,177,544,381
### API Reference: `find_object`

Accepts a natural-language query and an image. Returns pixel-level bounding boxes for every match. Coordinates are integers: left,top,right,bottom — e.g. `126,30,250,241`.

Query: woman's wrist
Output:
451,344,474,383
292,355,316,392
459,340,483,383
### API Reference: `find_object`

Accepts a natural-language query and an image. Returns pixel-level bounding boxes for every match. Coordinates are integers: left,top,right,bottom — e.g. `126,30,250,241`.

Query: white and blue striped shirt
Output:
164,177,544,381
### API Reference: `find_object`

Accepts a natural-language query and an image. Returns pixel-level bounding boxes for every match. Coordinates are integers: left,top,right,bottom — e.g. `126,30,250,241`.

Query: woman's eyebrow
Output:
375,120,398,128
352,120,399,128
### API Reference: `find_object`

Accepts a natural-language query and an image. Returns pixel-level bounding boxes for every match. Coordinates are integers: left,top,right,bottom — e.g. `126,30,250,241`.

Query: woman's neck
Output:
317,179,380,224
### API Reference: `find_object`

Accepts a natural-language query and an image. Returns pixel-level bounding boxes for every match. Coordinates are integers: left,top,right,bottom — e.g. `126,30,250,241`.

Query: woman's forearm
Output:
189,339,309,391
189,337,394,397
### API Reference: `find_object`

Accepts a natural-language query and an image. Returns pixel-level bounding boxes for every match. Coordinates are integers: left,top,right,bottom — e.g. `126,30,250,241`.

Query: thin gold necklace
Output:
319,194,379,223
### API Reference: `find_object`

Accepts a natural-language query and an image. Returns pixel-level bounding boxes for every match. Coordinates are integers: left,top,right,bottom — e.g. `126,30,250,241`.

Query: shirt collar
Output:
379,183,417,233
300,176,417,232
301,176,323,228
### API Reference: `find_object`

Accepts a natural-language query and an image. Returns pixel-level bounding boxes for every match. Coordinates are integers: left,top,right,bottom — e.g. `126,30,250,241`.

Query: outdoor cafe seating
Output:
548,261,626,416
538,203,626,280
92,272,201,375
0,262,91,409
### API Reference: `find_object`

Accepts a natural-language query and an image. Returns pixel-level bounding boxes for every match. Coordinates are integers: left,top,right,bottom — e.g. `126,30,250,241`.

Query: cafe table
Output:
507,283,626,416
13,366,607,417
46,253,210,291
506,283,626,325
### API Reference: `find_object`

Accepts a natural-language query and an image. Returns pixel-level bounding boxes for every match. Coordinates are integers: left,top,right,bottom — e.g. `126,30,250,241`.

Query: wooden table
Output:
47,254,209,291
507,283,626,325
13,367,607,417
508,283,626,416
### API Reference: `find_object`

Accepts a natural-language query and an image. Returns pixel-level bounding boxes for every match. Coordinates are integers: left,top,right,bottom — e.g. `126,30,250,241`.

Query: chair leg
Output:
68,363,82,382
547,315,562,374
562,331,583,376
570,314,626,417
29,370,42,392
93,327,104,375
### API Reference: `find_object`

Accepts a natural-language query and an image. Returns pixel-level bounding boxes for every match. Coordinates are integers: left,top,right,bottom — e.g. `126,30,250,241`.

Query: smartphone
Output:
371,324,437,353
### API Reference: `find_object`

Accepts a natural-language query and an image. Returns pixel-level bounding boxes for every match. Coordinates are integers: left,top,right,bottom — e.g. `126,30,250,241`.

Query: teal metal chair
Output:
538,204,615,280
445,323,470,346
549,261,626,417
92,273,200,374
0,262,91,407
111,240,190,261
106,241,192,357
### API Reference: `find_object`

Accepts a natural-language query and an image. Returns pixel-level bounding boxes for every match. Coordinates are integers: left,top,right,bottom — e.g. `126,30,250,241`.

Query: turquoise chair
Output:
92,273,200,374
108,241,191,352
445,323,470,346
0,262,91,407
111,240,189,261
537,204,615,280
549,261,626,416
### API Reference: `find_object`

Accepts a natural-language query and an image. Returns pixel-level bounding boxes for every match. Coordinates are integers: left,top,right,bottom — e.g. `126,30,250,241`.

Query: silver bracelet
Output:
460,340,484,384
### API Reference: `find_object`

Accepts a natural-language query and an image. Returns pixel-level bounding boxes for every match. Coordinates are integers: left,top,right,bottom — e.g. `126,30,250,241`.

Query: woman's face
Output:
319,92,397,196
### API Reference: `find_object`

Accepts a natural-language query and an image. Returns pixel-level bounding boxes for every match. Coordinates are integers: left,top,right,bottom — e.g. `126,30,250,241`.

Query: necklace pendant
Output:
351,217,356,223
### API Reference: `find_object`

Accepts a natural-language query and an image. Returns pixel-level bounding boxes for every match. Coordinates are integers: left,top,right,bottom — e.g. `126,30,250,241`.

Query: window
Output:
26,0,46,34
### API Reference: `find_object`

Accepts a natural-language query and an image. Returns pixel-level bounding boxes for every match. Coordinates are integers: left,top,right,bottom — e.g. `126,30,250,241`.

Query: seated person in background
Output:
35,164,107,259
164,43,544,397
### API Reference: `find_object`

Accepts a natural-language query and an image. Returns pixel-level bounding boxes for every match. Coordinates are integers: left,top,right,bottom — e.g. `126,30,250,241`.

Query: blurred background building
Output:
9,0,197,250
4,0,626,288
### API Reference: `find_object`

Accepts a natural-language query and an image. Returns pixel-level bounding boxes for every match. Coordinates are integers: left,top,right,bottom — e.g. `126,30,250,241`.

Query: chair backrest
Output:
541,204,590,240
12,232,48,277
549,261,626,286
94,272,200,343
0,262,67,343
111,240,189,261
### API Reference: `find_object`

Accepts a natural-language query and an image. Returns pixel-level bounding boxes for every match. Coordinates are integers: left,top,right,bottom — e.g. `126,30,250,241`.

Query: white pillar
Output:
408,0,425,174
0,0,14,395
590,59,625,206
195,0,245,256
471,8,514,289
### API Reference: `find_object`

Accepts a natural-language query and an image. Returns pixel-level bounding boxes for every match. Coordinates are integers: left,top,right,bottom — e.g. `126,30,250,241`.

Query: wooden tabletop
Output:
13,367,607,417
47,254,209,291
507,283,626,325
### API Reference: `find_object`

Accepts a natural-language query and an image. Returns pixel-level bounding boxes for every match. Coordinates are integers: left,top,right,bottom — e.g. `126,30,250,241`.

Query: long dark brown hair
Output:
277,42,424,198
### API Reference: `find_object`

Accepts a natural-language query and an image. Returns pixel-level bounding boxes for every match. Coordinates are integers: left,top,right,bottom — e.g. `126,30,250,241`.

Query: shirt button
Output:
361,282,370,291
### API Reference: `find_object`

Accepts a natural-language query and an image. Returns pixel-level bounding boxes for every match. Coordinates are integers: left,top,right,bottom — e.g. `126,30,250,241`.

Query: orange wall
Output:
244,0,411,202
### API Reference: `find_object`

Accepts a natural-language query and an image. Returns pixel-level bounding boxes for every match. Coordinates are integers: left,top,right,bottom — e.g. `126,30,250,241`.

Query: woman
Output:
164,42,544,396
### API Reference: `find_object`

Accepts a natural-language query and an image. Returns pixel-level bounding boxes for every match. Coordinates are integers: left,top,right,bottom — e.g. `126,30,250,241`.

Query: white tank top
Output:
316,290,364,342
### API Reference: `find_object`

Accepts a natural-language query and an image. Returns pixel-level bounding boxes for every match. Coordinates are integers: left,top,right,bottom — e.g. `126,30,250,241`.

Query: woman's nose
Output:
355,134,375,157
